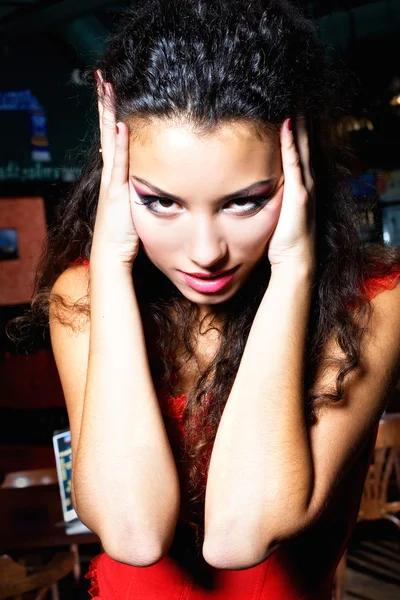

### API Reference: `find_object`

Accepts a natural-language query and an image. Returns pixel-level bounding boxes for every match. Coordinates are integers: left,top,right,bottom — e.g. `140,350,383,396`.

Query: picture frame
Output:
0,197,47,306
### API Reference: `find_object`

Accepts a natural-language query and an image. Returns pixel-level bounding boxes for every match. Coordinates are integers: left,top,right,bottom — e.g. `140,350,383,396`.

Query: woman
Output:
19,0,400,597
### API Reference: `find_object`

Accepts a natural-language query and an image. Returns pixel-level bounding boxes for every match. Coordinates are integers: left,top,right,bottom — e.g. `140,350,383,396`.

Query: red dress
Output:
69,258,400,599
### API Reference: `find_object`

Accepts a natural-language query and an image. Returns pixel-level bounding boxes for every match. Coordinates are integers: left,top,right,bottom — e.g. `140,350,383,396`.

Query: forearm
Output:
204,264,314,563
74,257,180,562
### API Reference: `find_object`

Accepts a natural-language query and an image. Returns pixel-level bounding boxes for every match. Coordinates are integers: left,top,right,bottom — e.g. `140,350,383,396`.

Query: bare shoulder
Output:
369,275,400,325
315,278,400,391
359,278,400,379
51,263,90,304
49,260,91,348
50,265,90,330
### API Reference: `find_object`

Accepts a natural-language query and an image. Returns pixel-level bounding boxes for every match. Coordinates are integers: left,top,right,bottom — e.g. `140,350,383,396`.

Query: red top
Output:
69,258,400,599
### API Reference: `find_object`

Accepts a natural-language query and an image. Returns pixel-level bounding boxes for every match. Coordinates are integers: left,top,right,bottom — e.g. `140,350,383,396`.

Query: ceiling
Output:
0,0,386,29
0,0,398,57
1,1,399,98
0,0,130,30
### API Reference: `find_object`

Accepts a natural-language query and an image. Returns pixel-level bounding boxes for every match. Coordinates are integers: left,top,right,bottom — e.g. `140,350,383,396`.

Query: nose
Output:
187,217,227,270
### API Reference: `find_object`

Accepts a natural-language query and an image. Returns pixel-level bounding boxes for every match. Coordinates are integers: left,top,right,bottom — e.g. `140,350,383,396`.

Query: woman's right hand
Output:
91,71,140,267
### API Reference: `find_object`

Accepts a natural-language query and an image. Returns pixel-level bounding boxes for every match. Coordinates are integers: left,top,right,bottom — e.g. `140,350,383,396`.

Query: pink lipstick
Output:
181,266,239,293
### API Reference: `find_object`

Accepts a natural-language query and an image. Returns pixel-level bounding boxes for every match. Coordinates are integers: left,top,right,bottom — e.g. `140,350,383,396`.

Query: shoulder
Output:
51,264,89,299
357,269,400,349
317,276,400,397
50,265,90,331
369,270,400,311
364,275,400,372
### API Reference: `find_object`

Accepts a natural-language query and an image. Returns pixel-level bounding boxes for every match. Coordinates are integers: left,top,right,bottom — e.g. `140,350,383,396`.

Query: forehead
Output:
128,119,280,172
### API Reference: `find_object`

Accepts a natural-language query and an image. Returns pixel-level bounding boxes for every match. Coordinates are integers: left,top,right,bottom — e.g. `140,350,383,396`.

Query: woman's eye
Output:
135,195,270,215
135,196,177,213
225,197,271,213
227,198,263,211
151,198,175,210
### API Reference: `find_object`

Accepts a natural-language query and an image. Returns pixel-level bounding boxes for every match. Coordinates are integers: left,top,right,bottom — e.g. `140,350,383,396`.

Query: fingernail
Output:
116,123,120,134
287,118,292,132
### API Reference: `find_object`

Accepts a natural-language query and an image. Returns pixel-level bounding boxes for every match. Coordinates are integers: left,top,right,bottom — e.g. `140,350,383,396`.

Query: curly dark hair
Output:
9,0,400,555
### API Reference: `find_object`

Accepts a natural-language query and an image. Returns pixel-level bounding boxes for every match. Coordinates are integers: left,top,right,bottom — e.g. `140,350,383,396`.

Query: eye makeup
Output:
131,176,275,203
130,179,276,216
133,192,273,215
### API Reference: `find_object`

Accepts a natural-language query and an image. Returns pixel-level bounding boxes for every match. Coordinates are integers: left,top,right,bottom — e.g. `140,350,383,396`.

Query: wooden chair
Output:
0,469,82,590
333,413,400,600
0,551,75,599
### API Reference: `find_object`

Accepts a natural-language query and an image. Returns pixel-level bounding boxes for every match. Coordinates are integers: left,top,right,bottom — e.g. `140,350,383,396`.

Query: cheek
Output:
130,207,149,250
233,195,283,254
129,184,157,245
129,203,155,253
130,205,177,263
256,190,284,239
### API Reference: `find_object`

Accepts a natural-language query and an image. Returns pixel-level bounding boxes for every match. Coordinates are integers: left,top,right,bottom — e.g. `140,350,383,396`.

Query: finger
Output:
97,81,116,185
95,70,104,148
280,118,305,195
102,83,116,173
295,117,314,196
110,122,129,189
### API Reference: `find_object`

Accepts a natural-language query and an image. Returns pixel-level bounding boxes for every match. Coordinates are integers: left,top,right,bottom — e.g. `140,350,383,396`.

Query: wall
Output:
0,197,47,305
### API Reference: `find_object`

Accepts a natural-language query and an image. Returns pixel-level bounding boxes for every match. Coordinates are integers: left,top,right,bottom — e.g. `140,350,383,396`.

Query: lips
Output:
181,267,238,293
183,266,238,279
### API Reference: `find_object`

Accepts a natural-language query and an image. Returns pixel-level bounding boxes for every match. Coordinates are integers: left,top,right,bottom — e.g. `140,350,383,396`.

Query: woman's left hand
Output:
267,117,316,274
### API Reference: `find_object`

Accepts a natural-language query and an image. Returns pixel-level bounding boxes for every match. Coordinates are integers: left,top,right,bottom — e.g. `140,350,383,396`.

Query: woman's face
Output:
128,120,284,311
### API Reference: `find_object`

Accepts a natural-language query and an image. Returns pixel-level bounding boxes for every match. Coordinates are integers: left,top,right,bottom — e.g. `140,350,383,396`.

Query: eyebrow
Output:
131,175,276,203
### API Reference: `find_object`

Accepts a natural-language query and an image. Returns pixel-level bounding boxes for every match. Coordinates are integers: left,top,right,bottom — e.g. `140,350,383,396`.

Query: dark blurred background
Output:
2,0,400,477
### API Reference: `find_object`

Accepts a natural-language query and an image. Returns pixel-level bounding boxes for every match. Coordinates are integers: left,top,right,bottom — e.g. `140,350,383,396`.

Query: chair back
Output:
0,552,75,599
358,413,400,520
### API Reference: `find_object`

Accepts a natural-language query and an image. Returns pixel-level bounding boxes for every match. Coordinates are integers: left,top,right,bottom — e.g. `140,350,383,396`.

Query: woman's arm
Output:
82,258,181,563
203,264,314,568
51,261,181,567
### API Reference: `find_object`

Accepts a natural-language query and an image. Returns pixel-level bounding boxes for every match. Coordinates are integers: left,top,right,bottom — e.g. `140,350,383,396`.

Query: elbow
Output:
202,534,279,570
101,536,164,567
98,518,169,567
97,514,178,567
74,506,168,567
202,519,280,570
203,510,311,570
98,520,169,567
202,498,319,569
72,479,179,567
